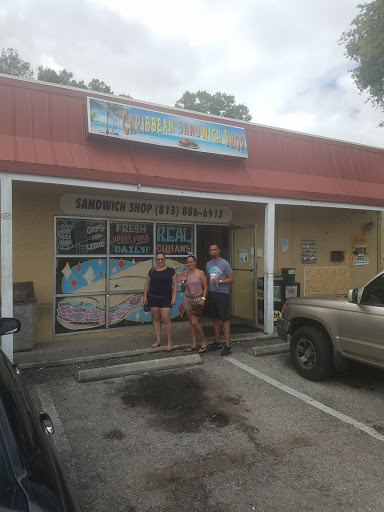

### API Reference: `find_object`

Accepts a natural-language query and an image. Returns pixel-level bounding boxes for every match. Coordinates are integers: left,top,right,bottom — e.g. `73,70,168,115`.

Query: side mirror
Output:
0,318,21,336
347,288,358,304
39,412,55,436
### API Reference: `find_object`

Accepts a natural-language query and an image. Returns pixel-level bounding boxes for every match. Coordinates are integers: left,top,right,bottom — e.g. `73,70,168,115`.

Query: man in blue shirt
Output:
206,244,234,355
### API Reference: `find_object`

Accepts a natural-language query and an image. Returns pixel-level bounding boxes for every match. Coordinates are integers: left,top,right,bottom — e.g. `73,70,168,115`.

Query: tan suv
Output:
277,271,384,381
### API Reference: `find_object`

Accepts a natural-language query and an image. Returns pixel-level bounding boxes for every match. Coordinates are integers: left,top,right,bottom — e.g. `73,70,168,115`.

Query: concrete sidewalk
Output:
13,322,280,369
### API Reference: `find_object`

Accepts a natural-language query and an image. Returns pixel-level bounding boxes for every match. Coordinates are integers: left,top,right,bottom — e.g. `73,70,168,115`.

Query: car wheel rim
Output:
296,338,316,369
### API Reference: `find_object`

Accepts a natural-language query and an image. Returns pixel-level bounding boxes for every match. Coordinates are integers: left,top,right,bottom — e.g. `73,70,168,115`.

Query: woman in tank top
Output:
143,252,177,351
181,255,208,352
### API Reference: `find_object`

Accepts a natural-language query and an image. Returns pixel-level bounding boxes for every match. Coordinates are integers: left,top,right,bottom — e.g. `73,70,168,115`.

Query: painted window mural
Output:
55,218,190,334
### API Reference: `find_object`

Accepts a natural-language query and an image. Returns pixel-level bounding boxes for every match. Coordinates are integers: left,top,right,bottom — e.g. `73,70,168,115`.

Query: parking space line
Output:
227,357,384,442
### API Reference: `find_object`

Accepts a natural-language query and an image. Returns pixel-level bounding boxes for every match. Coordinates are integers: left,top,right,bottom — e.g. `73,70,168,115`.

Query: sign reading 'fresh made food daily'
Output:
87,97,248,158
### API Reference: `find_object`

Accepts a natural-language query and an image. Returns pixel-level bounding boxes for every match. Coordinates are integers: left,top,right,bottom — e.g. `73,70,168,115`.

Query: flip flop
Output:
199,346,208,353
166,347,173,352
152,343,161,348
185,347,198,352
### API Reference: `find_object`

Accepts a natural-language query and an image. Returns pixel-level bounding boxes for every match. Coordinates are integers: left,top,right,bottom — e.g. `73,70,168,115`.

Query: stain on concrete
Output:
373,424,384,434
115,371,265,454
222,394,244,406
119,372,211,433
103,428,126,440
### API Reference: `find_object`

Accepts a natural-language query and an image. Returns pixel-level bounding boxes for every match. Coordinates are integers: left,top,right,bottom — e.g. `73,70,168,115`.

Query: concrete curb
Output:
248,343,289,357
78,353,202,382
16,334,278,370
17,346,171,370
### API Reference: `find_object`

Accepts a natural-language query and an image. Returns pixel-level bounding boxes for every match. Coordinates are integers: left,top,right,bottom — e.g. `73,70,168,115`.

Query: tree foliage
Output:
0,47,131,97
339,0,384,126
37,66,88,89
0,48,34,78
87,78,113,94
175,90,252,122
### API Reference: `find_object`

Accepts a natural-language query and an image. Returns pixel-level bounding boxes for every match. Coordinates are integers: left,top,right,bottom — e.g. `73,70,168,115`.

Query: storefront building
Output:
1,75,384,359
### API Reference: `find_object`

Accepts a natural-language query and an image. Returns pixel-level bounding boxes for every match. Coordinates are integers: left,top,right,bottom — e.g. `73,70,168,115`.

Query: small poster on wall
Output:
280,239,288,252
239,248,249,262
301,238,317,263
352,234,369,266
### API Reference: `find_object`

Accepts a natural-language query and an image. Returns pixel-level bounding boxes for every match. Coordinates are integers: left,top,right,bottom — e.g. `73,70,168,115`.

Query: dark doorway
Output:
196,225,229,270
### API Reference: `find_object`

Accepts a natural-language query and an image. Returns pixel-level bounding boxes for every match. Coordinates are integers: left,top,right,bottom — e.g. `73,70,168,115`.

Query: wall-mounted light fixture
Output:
363,221,376,234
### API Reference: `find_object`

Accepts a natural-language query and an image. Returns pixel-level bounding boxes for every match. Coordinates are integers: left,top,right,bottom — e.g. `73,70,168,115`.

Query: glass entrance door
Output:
196,225,229,270
229,225,259,327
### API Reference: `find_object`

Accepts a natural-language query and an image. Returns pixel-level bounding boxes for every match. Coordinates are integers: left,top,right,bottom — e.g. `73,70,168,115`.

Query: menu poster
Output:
301,238,317,264
110,222,153,255
56,218,107,255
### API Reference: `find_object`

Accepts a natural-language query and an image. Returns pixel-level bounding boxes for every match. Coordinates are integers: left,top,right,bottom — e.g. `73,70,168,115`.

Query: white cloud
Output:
1,0,383,148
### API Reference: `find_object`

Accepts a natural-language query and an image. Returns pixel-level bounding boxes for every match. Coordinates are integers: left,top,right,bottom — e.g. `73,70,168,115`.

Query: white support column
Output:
1,175,14,361
264,202,275,335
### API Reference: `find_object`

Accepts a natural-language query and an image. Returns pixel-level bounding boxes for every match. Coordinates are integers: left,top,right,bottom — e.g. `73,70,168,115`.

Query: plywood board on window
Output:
304,267,349,296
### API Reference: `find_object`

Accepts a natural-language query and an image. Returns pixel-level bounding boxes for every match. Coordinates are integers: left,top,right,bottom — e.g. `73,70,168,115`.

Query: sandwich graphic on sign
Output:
57,259,185,330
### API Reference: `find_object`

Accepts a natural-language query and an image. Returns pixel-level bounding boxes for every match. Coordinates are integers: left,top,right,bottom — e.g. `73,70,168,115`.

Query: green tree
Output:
175,90,252,121
0,48,34,78
37,66,88,89
340,0,384,126
88,79,113,94
2,47,129,99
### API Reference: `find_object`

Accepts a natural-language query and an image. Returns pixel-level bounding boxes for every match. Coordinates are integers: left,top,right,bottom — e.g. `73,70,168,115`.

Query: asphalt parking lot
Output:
20,342,384,512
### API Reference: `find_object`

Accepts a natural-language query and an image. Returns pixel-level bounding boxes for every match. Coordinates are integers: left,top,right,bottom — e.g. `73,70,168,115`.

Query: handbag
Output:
191,304,204,316
143,303,151,313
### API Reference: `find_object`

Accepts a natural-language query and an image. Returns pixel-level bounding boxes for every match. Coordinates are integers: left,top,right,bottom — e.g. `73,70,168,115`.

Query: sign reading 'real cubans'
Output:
156,224,193,255
87,97,248,158
56,218,107,255
110,222,153,255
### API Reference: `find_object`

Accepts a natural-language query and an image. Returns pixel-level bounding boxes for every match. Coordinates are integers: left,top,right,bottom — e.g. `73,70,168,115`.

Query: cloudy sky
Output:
1,0,383,148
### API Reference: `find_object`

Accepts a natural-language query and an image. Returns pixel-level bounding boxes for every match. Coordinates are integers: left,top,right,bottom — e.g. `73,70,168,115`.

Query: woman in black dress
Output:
143,252,178,351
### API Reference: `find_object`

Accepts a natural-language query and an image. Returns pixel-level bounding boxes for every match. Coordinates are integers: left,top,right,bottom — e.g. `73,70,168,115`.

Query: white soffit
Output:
2,172,384,212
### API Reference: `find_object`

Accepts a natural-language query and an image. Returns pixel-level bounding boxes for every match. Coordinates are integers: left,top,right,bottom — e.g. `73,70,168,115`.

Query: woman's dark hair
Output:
187,255,197,262
156,252,166,258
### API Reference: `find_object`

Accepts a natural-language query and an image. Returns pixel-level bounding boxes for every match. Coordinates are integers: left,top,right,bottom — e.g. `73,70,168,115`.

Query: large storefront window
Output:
55,218,193,334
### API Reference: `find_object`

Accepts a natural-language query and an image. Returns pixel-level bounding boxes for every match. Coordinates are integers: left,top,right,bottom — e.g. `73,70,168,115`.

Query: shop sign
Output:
60,193,232,224
156,224,193,255
56,218,107,255
110,221,153,255
87,97,248,158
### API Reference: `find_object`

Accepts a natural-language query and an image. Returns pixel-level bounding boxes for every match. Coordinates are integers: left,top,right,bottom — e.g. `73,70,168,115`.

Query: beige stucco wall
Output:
10,182,381,343
275,205,378,289
231,203,379,319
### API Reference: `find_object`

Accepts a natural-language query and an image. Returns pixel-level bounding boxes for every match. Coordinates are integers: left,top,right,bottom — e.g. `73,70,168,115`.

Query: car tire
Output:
290,326,335,381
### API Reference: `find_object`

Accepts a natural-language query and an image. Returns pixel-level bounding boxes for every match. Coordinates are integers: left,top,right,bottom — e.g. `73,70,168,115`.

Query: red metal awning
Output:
1,75,384,206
